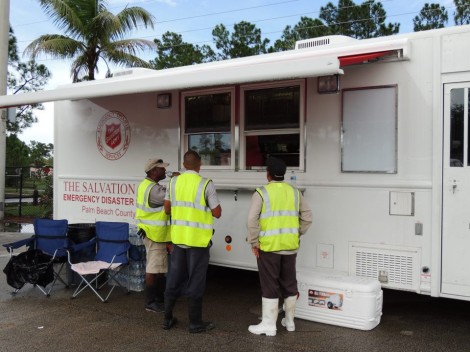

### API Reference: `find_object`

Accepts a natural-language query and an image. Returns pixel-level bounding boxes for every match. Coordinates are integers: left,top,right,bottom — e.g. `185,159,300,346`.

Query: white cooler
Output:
295,269,383,330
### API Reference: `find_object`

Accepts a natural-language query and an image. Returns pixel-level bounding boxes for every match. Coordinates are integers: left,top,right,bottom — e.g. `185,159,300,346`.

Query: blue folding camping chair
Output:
68,221,130,303
2,218,69,296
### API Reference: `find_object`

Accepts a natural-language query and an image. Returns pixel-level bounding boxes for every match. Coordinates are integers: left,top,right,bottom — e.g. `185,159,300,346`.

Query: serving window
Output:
241,81,304,170
181,81,304,171
182,89,234,168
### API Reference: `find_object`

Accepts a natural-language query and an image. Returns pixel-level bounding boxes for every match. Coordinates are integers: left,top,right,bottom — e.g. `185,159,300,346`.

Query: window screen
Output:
245,86,300,130
185,92,231,133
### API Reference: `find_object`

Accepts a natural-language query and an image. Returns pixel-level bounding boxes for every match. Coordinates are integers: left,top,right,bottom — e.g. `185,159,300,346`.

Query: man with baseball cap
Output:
246,157,312,336
136,158,178,313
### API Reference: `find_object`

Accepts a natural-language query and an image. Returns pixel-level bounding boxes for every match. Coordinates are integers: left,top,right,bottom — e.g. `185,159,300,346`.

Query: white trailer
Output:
2,25,470,301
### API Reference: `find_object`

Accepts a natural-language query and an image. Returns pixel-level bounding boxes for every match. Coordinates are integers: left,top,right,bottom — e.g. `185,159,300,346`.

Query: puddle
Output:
0,222,34,233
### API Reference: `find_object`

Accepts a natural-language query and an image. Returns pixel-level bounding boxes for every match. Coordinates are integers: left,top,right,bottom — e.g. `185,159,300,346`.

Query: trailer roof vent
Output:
295,35,357,50
113,69,134,77
112,67,155,78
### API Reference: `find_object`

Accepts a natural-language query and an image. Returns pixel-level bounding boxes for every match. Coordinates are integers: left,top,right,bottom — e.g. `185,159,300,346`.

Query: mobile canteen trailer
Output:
1,24,470,302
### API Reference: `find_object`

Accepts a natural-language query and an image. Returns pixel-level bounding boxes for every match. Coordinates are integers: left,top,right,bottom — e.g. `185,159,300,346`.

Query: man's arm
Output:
205,180,222,218
164,199,171,215
299,195,313,236
164,181,172,215
148,184,166,207
246,192,262,257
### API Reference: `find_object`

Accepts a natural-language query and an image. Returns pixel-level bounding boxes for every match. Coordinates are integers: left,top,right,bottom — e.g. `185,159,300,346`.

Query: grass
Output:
4,202,51,221
4,176,52,221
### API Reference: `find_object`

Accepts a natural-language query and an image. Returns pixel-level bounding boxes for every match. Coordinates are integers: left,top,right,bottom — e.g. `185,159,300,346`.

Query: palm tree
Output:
24,0,157,82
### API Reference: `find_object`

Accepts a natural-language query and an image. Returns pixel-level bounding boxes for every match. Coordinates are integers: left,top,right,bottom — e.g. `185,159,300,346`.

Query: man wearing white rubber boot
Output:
247,157,312,336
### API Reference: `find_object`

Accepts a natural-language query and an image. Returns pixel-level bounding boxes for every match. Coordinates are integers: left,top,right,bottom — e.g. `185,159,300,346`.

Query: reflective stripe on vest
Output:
257,182,300,252
169,174,213,247
135,178,170,242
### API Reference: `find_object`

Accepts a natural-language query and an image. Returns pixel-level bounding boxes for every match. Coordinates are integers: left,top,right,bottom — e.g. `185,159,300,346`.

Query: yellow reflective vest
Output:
256,182,300,252
169,173,213,247
135,178,171,242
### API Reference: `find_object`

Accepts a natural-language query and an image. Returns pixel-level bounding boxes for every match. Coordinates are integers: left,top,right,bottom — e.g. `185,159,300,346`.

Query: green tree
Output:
454,0,470,25
5,135,30,167
319,0,399,38
270,17,329,52
351,0,400,38
40,173,54,218
212,21,270,60
150,32,215,70
8,27,19,62
413,3,448,31
29,141,54,168
24,0,157,82
7,28,51,134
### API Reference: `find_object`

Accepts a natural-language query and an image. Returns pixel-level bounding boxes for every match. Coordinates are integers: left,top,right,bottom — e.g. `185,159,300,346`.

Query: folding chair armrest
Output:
109,244,131,264
2,236,35,253
118,243,131,260
117,248,130,258
52,247,69,260
68,237,96,253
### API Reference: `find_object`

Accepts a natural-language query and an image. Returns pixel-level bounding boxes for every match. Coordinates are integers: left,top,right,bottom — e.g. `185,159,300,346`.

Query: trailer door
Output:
442,82,470,298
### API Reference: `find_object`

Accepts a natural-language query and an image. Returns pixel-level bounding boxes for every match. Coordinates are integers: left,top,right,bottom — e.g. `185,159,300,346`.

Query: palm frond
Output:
103,50,152,69
105,39,157,56
91,10,124,39
70,54,89,82
24,35,84,59
115,7,155,34
39,0,86,38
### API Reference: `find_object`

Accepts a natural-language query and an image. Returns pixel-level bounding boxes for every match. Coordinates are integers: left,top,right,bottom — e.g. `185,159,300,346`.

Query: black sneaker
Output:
145,302,164,313
163,317,177,330
189,321,215,333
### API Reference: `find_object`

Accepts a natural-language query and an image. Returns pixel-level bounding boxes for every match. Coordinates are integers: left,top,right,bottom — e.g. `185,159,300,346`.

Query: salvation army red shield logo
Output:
96,111,130,160
105,123,122,149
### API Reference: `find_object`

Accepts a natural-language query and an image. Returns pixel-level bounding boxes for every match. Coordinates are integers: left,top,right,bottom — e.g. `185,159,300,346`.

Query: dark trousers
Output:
165,245,210,300
257,251,298,299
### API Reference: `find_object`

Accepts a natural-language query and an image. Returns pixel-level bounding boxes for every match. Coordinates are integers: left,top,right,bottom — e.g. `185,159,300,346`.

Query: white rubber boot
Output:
248,297,279,336
281,295,297,332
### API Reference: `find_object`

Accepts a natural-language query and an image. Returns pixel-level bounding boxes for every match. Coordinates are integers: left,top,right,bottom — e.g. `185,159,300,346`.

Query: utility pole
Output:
0,0,11,220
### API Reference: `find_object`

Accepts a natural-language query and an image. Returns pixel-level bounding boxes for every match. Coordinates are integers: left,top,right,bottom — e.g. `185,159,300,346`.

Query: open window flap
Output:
339,51,394,66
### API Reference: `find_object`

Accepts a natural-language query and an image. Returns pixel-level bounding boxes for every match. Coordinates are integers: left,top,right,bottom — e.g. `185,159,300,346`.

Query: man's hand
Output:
252,246,260,258
164,200,172,215
166,243,174,254
137,228,146,239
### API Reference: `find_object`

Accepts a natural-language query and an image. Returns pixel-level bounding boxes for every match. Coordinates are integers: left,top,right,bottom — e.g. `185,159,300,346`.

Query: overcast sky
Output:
9,0,455,145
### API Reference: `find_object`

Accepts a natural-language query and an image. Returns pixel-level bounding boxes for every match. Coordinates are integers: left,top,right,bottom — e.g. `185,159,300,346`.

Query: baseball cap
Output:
145,158,170,172
266,157,286,179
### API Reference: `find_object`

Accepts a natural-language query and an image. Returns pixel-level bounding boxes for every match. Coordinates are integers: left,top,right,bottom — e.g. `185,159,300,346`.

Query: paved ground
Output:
1,231,470,352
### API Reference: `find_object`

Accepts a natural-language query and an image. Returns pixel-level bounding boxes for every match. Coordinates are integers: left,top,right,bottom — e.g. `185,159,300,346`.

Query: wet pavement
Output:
1,230,470,352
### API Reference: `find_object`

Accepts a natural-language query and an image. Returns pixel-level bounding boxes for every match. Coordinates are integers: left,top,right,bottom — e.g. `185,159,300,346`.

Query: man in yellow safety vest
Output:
247,157,312,336
136,158,177,313
163,150,222,333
